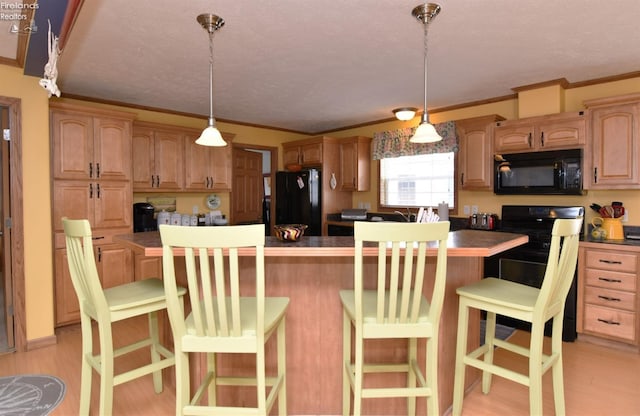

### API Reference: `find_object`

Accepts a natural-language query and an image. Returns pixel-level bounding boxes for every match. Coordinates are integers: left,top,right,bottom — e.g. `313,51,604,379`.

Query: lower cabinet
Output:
55,240,133,326
135,253,162,281
578,244,639,347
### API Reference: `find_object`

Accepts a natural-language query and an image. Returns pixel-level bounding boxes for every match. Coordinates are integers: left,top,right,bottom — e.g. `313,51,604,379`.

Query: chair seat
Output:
456,277,539,314
340,289,430,324
186,297,290,338
104,278,184,311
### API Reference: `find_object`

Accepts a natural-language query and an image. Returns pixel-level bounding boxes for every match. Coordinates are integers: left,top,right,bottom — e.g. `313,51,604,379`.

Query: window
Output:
380,152,455,208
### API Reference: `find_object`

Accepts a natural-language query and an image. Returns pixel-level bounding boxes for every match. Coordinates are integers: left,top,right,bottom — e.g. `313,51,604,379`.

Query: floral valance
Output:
372,121,458,160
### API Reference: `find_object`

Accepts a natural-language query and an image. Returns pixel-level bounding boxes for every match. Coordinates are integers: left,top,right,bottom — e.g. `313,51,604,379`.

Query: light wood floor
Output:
0,316,638,415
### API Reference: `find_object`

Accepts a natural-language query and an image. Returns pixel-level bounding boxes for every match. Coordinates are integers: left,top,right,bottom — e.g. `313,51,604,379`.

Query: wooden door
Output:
0,124,12,348
93,117,132,180
54,248,80,325
537,115,585,150
184,132,211,190
232,149,263,224
154,130,184,190
92,180,132,229
132,127,156,190
493,122,534,153
211,144,232,191
95,244,133,289
51,111,93,180
52,180,93,230
339,139,357,191
458,119,493,190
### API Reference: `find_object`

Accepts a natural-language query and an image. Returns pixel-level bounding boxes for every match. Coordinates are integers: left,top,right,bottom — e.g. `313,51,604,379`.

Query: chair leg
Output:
148,311,163,394
452,299,470,416
78,316,93,416
342,309,352,416
256,341,267,412
551,316,566,416
207,352,217,406
277,318,287,416
426,336,439,416
529,321,545,416
175,349,190,416
482,311,497,393
353,325,363,416
407,338,417,416
98,320,115,416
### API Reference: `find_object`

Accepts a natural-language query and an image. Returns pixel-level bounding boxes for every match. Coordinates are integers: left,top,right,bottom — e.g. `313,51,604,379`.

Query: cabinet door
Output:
135,254,162,281
95,244,133,289
494,123,534,153
537,116,585,150
54,248,80,325
52,180,93,231
184,133,212,190
132,127,156,190
93,181,132,229
51,111,94,180
458,121,493,190
588,102,640,188
300,143,322,165
211,145,232,191
339,140,357,191
154,130,184,190
283,146,300,166
93,117,132,180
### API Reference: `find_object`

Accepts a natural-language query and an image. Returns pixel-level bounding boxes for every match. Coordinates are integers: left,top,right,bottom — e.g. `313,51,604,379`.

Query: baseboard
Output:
26,334,57,351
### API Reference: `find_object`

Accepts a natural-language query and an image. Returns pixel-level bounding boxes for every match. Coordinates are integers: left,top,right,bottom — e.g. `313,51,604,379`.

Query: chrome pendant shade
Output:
410,3,442,143
196,13,227,147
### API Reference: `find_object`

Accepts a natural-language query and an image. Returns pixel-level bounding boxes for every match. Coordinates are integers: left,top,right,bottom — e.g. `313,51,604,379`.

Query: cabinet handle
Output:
154,175,159,187
597,318,620,326
598,277,622,283
460,173,464,185
97,247,102,262
96,163,100,178
599,259,622,265
528,133,532,148
89,162,93,178
89,183,93,198
594,167,598,183
92,236,105,241
96,183,100,198
540,131,545,147
598,295,621,302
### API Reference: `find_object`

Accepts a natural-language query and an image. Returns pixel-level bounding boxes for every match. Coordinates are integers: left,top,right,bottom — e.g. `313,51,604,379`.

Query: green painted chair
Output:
452,218,582,416
62,218,186,416
159,223,289,415
339,221,450,416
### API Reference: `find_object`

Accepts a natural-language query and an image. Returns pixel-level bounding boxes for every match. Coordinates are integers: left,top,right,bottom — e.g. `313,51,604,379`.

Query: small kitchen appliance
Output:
469,213,498,230
133,202,157,232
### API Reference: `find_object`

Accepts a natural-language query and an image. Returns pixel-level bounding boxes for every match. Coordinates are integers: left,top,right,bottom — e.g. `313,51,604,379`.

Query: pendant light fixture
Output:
410,3,442,143
196,13,227,147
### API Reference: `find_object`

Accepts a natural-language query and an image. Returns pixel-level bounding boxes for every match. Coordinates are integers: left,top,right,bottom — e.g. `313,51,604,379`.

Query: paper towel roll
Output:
438,202,449,221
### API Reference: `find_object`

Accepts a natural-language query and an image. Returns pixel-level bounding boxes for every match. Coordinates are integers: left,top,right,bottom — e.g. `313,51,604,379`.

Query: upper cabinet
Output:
52,107,132,181
132,122,184,191
457,115,504,190
339,136,371,191
494,111,586,154
283,140,323,167
584,93,640,189
184,131,234,191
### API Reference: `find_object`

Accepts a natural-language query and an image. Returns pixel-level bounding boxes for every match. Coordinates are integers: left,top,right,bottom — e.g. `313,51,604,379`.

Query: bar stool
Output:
160,223,289,415
452,218,582,415
339,221,450,415
62,218,186,416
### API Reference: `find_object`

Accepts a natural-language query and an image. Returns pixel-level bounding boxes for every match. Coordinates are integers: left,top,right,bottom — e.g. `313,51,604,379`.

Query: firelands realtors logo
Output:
1,1,39,34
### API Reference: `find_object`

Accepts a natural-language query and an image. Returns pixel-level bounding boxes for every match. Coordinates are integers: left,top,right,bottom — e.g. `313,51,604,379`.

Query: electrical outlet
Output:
472,205,479,214
623,210,629,222
463,205,470,215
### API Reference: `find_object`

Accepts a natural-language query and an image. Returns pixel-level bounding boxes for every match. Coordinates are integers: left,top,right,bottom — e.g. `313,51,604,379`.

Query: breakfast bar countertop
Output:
115,228,528,258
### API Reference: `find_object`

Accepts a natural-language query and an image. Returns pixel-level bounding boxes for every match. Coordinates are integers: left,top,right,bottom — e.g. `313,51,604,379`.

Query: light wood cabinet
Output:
50,103,135,326
578,244,639,348
339,136,371,191
184,131,234,191
457,115,504,190
282,140,323,167
494,111,586,154
584,94,640,189
134,253,162,281
132,122,184,191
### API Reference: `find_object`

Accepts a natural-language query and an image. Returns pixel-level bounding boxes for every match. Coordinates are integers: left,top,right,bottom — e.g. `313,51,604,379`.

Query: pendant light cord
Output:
208,31,215,125
422,19,429,123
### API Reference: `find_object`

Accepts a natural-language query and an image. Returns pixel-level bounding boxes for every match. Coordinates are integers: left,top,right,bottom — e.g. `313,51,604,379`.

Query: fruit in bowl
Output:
273,224,308,242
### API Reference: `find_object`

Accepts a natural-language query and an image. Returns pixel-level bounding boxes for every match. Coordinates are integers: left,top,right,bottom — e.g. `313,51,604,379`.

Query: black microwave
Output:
494,149,583,195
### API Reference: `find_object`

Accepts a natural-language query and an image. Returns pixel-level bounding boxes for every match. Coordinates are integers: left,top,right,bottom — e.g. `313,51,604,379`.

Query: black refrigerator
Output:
275,169,322,236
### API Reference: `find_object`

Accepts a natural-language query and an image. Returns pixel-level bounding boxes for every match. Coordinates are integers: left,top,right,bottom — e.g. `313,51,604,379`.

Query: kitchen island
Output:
115,229,527,415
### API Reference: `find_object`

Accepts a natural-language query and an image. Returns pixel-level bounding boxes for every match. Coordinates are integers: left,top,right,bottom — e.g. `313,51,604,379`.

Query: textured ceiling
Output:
5,1,640,133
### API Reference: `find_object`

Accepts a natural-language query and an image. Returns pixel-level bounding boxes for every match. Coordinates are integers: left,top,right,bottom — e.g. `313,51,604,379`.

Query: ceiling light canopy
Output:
196,13,227,147
410,3,442,144
393,107,418,121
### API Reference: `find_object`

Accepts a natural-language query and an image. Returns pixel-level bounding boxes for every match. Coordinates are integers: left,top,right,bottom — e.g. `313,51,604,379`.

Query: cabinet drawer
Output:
585,286,636,311
585,268,637,292
584,304,636,342
585,251,637,273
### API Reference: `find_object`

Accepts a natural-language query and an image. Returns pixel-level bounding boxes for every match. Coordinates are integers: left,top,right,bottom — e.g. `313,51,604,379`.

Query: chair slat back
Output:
354,221,449,326
62,218,109,316
160,224,265,340
536,218,583,313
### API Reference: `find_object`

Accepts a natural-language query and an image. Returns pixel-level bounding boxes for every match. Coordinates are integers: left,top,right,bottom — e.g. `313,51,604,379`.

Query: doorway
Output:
231,143,277,235
0,98,24,353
